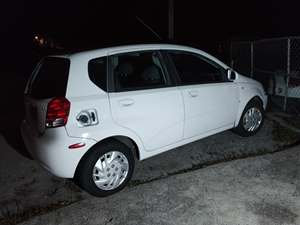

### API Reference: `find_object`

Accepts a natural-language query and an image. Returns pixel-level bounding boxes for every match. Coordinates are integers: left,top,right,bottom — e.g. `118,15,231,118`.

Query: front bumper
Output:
20,120,97,178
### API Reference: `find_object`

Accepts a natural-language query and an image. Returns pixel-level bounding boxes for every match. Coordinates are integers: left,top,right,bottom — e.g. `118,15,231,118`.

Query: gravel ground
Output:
20,144,300,225
0,117,299,224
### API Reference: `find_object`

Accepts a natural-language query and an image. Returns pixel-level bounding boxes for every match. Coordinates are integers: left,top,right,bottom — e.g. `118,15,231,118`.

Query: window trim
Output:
166,50,230,86
160,51,181,86
108,50,175,93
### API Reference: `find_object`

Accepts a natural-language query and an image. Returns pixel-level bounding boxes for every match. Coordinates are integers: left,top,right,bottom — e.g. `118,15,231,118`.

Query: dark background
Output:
1,0,300,75
0,0,300,152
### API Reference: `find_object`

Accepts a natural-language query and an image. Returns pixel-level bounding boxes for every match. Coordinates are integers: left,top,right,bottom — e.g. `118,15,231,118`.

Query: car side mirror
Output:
227,69,237,81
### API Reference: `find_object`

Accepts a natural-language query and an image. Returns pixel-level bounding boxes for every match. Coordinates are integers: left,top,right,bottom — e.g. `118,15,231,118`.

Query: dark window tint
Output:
30,57,70,99
88,57,107,91
169,52,225,85
112,51,166,91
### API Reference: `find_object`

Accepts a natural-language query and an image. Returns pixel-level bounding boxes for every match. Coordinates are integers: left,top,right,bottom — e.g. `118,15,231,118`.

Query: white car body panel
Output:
21,44,268,178
109,87,184,151
21,120,97,178
66,55,107,98
234,74,268,126
180,82,239,139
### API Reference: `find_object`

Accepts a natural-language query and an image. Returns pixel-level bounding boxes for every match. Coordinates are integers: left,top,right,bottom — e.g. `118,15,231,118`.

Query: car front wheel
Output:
233,98,264,137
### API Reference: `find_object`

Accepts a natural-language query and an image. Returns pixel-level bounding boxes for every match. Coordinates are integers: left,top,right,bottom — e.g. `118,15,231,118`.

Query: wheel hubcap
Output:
92,151,129,190
243,107,263,132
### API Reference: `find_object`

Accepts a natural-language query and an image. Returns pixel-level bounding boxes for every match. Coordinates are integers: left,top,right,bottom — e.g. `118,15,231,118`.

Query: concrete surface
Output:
0,117,299,224
20,145,300,225
0,135,86,217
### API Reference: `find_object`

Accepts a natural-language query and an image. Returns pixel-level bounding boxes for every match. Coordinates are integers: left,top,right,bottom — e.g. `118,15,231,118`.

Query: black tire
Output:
233,98,265,137
74,140,135,197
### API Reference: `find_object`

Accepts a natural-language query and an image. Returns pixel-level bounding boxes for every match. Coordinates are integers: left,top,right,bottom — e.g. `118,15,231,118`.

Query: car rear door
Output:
166,50,239,139
108,50,184,151
24,57,70,134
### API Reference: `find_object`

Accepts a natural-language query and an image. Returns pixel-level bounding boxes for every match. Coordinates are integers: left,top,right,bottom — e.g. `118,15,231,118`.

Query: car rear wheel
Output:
233,99,264,137
75,140,135,197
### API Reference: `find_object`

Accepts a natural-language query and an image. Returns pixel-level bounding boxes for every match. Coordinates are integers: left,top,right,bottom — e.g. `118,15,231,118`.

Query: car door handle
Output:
188,90,199,97
119,99,135,107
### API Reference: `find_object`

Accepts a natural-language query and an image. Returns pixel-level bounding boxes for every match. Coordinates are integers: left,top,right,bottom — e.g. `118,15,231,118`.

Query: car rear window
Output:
29,57,70,99
88,57,107,91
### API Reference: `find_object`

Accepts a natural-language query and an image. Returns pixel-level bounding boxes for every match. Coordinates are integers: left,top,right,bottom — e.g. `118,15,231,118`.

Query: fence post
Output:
230,42,234,68
284,38,291,112
250,42,254,77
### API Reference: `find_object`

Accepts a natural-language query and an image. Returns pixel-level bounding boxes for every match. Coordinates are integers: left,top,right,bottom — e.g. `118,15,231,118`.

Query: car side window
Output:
112,51,167,91
88,57,108,91
168,51,226,85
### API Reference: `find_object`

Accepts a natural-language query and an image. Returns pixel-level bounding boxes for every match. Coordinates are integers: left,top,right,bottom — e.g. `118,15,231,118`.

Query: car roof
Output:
53,44,228,69
64,44,205,58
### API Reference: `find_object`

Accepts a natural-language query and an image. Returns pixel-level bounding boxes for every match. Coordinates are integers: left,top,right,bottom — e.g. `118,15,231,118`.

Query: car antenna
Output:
135,16,163,40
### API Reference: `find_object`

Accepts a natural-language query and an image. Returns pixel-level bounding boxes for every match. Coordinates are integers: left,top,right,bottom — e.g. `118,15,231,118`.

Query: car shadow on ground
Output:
0,74,32,159
1,118,32,160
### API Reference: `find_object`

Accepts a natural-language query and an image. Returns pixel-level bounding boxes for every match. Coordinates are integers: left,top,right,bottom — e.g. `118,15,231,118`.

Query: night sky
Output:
1,0,300,74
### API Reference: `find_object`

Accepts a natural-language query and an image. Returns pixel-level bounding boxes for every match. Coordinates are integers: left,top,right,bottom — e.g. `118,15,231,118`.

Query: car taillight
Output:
46,97,70,128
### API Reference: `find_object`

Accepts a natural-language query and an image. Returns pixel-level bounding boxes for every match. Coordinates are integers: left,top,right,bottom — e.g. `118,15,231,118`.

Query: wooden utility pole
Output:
168,0,174,40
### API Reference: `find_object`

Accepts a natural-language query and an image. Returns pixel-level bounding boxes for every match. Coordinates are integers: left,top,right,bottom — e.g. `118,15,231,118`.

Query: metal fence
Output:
230,37,300,113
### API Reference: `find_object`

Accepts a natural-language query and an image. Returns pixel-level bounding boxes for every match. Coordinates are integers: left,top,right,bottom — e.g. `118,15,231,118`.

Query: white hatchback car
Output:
21,44,267,196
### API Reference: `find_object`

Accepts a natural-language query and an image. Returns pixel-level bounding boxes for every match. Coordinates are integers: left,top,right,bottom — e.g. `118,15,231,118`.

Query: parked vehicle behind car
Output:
21,44,268,196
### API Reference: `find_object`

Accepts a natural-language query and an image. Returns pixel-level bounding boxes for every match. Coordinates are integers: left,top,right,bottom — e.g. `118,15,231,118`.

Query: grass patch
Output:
281,116,300,129
272,121,300,145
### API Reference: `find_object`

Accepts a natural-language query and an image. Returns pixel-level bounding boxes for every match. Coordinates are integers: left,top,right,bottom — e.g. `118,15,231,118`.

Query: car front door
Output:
167,50,239,139
108,50,184,151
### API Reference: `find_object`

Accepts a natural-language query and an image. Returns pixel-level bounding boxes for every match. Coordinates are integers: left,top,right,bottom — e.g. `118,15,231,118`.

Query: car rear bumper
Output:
20,120,97,178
